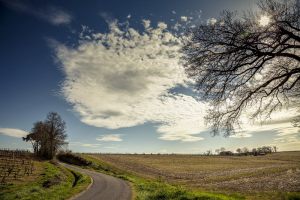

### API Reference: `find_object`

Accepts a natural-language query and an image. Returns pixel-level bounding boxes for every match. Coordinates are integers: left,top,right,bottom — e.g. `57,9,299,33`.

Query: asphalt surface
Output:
59,162,132,200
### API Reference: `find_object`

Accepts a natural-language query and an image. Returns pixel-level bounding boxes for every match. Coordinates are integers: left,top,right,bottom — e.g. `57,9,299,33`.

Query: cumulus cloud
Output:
53,19,207,142
0,128,28,138
180,16,188,22
142,19,151,29
207,18,217,25
97,134,123,142
53,18,298,143
2,0,72,25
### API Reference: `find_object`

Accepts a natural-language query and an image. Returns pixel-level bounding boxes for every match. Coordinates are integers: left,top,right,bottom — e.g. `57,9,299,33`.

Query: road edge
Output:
68,176,93,200
58,162,94,200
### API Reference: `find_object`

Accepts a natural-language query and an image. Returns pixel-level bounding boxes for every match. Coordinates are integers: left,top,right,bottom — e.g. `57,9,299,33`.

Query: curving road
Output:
59,162,132,200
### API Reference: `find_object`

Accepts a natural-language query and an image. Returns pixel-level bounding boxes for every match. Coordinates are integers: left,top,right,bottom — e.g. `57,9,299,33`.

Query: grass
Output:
75,154,244,200
0,160,91,200
83,152,300,200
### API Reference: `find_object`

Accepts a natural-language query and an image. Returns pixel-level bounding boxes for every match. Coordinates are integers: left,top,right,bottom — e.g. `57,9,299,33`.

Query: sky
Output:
0,0,299,154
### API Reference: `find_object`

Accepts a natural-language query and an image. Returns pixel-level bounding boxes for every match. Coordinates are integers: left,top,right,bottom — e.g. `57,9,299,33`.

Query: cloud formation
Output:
2,0,72,25
207,18,217,25
54,19,207,142
97,134,123,142
0,128,28,138
180,16,188,22
53,18,298,143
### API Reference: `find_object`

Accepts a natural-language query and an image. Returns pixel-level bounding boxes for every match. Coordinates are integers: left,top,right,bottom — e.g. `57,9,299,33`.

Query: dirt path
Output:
59,162,132,200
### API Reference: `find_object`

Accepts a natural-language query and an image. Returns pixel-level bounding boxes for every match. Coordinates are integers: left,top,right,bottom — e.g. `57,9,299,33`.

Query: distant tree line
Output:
23,112,68,159
212,146,277,156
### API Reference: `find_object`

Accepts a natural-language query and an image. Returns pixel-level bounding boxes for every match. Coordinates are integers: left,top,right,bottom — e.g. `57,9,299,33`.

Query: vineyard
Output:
0,149,34,184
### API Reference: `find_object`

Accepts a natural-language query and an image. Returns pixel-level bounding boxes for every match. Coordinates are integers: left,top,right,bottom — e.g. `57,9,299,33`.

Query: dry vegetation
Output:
89,152,300,194
0,149,34,184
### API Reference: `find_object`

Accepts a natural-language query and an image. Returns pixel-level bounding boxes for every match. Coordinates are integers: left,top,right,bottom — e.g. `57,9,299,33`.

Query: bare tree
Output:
44,112,67,159
242,147,249,155
293,115,300,127
236,148,242,154
205,150,213,155
183,0,300,136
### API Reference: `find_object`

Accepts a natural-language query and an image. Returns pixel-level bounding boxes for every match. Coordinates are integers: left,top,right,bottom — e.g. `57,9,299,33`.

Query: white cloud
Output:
0,128,28,138
230,132,252,138
180,16,188,22
53,18,298,143
207,18,217,25
97,134,123,142
172,10,176,14
54,19,207,142
142,19,151,29
69,141,101,148
2,1,72,25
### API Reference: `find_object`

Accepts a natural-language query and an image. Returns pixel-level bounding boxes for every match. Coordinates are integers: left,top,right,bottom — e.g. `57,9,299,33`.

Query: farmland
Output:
0,149,34,184
87,151,300,199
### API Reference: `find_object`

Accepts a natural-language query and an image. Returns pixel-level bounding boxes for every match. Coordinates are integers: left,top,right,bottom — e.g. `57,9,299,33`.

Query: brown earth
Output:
88,151,300,193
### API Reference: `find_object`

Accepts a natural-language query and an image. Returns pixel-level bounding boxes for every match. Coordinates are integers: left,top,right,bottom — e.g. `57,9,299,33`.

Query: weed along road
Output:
59,162,132,200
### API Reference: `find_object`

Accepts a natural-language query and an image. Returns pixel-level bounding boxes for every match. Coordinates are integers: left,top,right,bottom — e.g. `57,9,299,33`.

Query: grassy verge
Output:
77,154,244,200
0,160,91,200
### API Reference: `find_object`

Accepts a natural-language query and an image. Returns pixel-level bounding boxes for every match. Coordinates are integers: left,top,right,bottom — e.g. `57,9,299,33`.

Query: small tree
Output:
44,112,67,159
236,148,242,154
205,150,213,156
242,147,249,154
220,147,226,152
252,148,258,156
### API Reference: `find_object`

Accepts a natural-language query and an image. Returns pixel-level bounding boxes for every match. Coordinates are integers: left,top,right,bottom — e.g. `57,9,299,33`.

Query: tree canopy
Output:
183,0,300,136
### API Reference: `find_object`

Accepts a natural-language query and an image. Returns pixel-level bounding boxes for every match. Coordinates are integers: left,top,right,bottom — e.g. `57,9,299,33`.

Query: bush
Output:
57,153,91,166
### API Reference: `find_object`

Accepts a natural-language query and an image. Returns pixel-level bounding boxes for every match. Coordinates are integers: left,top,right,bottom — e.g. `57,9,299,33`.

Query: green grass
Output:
0,160,91,200
78,154,244,200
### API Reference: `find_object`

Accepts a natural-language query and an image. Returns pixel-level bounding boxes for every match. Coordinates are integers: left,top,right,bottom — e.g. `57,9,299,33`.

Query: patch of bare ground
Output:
88,151,300,193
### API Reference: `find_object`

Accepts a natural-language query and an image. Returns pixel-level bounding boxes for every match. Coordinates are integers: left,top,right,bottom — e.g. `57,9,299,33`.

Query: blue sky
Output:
0,0,299,154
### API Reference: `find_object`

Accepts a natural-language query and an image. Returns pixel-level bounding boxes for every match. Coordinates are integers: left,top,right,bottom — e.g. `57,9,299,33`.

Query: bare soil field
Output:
88,152,300,194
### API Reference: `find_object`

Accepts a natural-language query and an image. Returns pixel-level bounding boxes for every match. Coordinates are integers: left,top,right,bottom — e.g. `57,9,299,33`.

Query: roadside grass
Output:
0,160,91,200
77,154,244,200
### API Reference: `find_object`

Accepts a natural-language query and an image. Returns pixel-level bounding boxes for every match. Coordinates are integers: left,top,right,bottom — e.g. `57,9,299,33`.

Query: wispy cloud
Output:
69,141,101,148
207,17,217,25
97,134,123,142
2,0,72,25
0,128,28,138
229,132,252,138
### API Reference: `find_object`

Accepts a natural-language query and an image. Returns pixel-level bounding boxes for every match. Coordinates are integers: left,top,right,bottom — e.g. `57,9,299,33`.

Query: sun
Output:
259,15,271,26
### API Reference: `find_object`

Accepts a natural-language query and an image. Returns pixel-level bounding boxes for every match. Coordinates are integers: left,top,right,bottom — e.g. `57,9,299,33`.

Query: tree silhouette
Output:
23,112,67,159
183,0,300,136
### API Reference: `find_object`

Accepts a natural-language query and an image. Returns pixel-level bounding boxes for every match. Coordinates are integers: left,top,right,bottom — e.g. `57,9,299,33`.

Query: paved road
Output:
59,162,132,200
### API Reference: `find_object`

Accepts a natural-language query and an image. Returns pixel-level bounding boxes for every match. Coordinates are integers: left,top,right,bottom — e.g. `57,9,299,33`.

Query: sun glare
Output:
259,15,270,26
